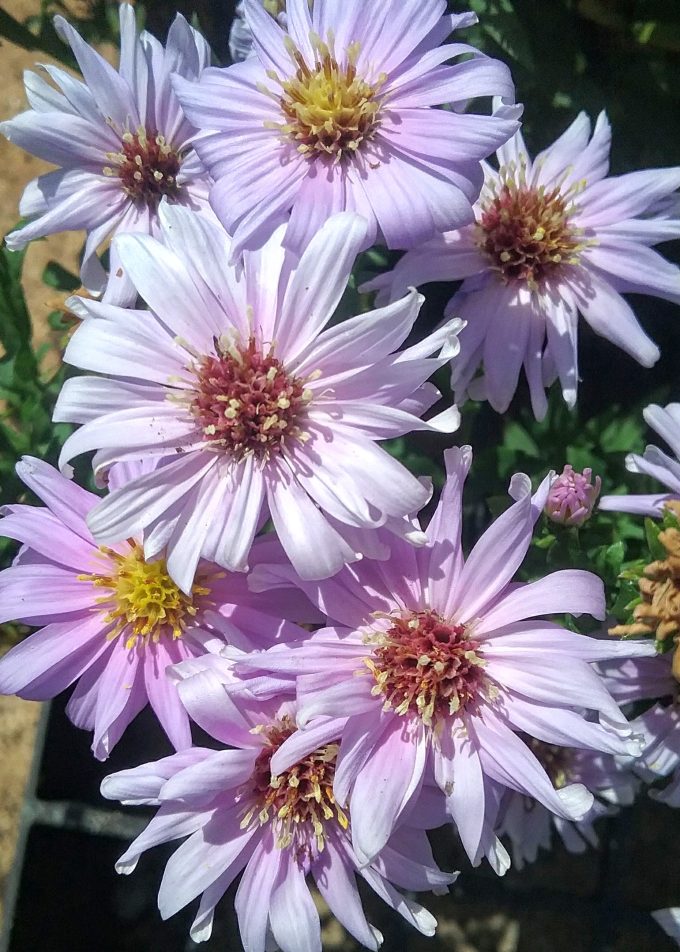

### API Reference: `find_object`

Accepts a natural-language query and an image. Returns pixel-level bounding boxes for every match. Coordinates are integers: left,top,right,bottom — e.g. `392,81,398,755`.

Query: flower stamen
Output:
477,163,591,288
269,34,386,161
190,336,311,461
78,543,213,648
104,127,181,207
241,717,346,856
365,610,487,726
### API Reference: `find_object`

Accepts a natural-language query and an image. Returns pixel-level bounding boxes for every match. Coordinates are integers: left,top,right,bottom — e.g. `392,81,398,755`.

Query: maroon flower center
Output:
190,337,311,461
240,718,347,854
365,610,487,726
477,172,586,287
104,128,181,206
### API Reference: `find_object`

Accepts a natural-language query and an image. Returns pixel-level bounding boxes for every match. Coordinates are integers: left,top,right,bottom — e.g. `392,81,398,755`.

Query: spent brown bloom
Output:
610,502,680,678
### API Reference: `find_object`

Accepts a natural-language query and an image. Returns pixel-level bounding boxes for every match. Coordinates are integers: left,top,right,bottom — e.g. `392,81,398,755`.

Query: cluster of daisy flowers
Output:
1,0,680,948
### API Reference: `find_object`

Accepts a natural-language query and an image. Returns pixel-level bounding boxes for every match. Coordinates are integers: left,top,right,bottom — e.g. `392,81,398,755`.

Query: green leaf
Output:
534,532,556,550
385,437,407,461
503,421,540,457
600,416,644,454
481,3,535,71
644,517,666,561
604,540,626,576
0,242,31,356
42,261,80,292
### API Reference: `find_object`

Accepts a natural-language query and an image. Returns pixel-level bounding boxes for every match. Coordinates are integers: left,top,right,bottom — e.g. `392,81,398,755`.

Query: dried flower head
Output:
611,502,680,679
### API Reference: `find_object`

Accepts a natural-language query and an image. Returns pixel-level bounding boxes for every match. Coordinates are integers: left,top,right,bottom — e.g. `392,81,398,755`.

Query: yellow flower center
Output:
268,34,386,161
79,543,212,648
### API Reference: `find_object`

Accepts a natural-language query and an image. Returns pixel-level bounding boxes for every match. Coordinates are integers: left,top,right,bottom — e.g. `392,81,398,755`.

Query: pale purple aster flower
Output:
599,653,680,808
545,464,601,527
497,743,637,868
242,446,653,872
0,3,211,302
600,403,680,517
598,654,675,709
101,664,455,950
0,458,311,760
54,206,462,592
368,112,680,418
653,909,680,946
605,653,680,806
173,0,520,259
229,1,288,63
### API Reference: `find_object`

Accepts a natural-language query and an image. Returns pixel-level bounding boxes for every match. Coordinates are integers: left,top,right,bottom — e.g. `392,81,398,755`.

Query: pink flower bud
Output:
545,465,602,527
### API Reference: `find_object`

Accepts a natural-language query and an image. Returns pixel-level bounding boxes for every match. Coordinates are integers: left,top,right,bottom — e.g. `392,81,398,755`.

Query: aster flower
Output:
368,112,680,418
0,458,311,760
173,0,520,259
242,446,653,871
599,647,680,807
0,3,211,301
497,742,636,868
54,206,462,592
602,652,680,806
229,0,288,63
101,665,454,950
545,464,601,527
600,403,680,517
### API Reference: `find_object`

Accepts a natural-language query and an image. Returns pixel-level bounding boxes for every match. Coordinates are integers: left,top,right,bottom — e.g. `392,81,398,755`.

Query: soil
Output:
0,0,82,931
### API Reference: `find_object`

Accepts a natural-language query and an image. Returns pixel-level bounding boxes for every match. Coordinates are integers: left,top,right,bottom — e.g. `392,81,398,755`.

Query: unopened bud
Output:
545,465,601,527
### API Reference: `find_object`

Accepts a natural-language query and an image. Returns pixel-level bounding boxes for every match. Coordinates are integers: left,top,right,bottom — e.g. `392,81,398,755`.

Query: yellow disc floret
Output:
267,34,387,161
79,543,212,648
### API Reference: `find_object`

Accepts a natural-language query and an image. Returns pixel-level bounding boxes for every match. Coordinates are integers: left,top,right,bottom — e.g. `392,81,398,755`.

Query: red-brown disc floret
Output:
477,175,586,287
240,717,347,857
104,128,181,206
366,609,488,726
191,337,310,461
